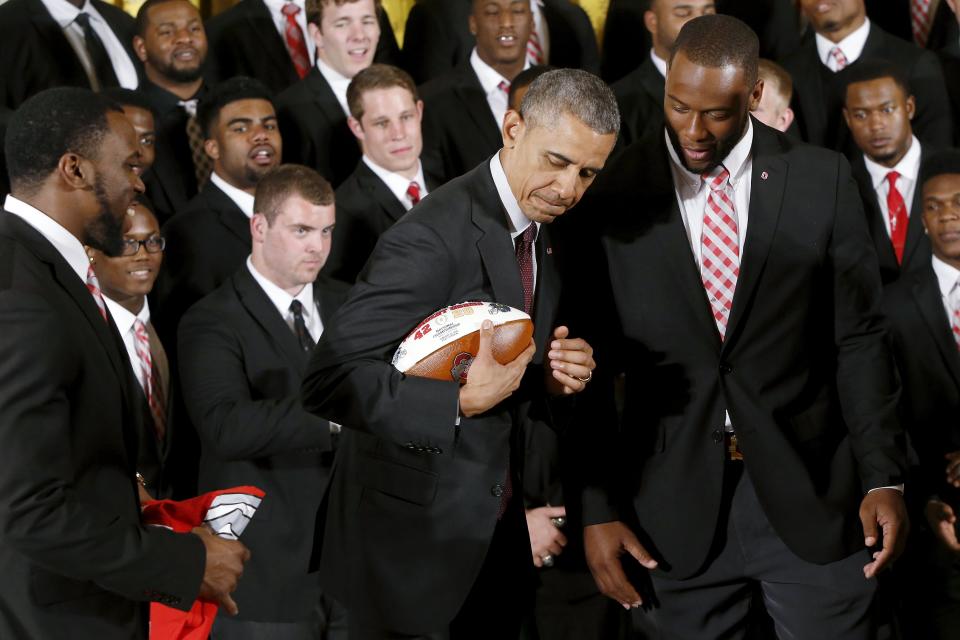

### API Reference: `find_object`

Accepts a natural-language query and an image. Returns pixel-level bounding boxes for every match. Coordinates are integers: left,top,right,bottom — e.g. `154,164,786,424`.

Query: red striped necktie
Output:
85,264,108,322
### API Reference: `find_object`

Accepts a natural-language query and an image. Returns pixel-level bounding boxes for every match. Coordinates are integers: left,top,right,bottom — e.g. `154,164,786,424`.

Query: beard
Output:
82,177,126,257
665,114,749,174
152,55,204,83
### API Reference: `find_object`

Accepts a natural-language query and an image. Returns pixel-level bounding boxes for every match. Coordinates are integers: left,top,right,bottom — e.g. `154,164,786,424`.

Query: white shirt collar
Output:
102,295,150,337
863,136,922,191
41,0,99,28
316,57,352,116
210,172,256,218
665,118,754,192
246,256,316,320
490,152,539,241
470,47,512,96
3,194,90,282
362,156,428,211
815,17,871,68
650,48,667,78
933,254,960,298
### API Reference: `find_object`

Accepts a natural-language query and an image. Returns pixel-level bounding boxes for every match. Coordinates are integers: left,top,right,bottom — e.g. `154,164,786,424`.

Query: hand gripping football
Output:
392,301,534,383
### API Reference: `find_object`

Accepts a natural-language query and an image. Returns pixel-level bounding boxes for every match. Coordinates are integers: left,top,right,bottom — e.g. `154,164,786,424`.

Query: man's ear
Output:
347,115,364,141
748,78,764,112
204,138,219,161
133,36,147,64
250,212,268,242
906,95,917,121
58,152,92,191
501,109,524,149
779,106,795,132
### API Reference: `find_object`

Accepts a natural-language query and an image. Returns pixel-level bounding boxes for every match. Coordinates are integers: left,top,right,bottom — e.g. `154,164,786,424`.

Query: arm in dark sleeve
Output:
910,49,954,148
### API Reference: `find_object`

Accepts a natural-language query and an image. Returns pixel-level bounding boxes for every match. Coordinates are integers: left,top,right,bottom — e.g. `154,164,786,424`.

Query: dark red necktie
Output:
406,181,421,206
515,223,536,315
886,171,909,264
281,3,311,80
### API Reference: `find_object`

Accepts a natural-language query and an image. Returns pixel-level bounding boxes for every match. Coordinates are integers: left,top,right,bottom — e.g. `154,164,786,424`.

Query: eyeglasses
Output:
120,236,166,257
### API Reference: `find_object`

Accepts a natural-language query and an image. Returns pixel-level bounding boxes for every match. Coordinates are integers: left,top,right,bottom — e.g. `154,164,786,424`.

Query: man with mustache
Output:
578,14,907,638
0,87,249,638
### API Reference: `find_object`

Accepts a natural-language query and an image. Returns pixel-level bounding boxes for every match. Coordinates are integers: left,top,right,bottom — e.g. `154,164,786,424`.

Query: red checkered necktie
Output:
498,80,510,97
527,19,544,65
701,165,739,340
134,319,167,440
949,281,960,351
406,181,421,206
912,0,933,47
281,2,311,80
85,264,108,322
885,171,909,264
829,46,848,71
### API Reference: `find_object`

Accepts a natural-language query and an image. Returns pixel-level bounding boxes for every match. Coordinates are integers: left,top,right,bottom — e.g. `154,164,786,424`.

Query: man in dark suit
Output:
883,150,960,640
179,164,348,639
939,0,960,145
134,0,209,225
275,0,380,187
579,16,907,638
865,0,957,49
783,0,953,153
325,64,441,283
0,87,248,638
843,60,932,285
301,68,618,638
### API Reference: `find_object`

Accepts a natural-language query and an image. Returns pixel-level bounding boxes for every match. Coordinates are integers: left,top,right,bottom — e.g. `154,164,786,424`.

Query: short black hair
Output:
100,88,158,118
197,76,274,138
920,149,960,187
507,65,554,111
5,87,121,195
135,0,191,37
841,58,912,105
670,14,759,87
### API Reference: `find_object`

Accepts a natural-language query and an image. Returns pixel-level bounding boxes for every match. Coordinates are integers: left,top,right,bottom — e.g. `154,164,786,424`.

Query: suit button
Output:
491,483,504,497
719,363,732,374
712,429,723,444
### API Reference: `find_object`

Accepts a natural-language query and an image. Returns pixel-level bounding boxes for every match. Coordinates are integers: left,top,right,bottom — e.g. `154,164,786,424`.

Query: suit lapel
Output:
912,269,960,388
795,41,827,144
470,165,525,312
851,155,899,272
902,147,930,268
246,0,300,87
456,65,503,150
26,0,89,87
532,227,559,357
234,269,307,369
203,184,253,244
356,162,407,223
307,69,346,126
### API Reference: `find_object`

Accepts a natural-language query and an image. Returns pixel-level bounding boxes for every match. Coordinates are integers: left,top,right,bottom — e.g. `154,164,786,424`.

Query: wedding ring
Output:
574,370,593,383
541,554,555,567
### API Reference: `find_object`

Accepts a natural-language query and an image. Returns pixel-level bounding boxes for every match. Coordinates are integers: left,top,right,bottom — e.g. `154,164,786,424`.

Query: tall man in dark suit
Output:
783,0,953,153
134,0,209,225
275,0,380,187
938,0,960,145
302,68,618,638
579,16,908,638
179,164,348,639
0,87,248,639
843,60,932,285
883,150,960,640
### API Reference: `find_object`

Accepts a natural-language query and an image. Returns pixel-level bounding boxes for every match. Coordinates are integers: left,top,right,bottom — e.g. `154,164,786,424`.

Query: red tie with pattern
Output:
886,171,909,264
701,165,740,340
912,0,933,46
281,3,311,79
527,20,544,65
950,282,960,351
134,319,167,440
829,46,848,71
85,264,108,322
406,181,421,206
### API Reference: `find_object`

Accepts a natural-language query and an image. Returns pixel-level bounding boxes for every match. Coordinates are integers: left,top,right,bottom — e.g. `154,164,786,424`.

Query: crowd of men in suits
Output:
4,0,960,638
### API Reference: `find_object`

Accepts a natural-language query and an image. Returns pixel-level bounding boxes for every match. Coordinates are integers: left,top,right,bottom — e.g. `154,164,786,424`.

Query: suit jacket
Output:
939,41,960,146
275,68,359,187
717,0,802,61
302,159,568,632
204,0,401,96
611,55,664,148
883,264,960,511
850,148,932,286
599,0,650,84
575,121,906,580
782,23,953,153
323,159,443,283
0,211,204,638
865,0,957,50
133,320,174,498
178,268,347,621
402,0,599,85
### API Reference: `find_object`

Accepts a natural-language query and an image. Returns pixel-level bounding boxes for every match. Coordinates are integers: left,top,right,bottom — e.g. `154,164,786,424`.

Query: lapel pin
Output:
760,171,769,180
546,247,553,255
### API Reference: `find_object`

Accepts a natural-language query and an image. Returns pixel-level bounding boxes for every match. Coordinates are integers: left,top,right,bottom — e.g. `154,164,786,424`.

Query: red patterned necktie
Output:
85,264,108,322
406,181,421,206
912,0,933,47
829,46,848,71
134,319,166,440
281,3,311,80
885,171,909,264
950,282,960,351
701,165,739,340
527,20,544,65
515,223,536,316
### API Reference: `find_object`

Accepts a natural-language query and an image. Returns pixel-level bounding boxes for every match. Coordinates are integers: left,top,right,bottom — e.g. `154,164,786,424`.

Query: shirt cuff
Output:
868,484,904,494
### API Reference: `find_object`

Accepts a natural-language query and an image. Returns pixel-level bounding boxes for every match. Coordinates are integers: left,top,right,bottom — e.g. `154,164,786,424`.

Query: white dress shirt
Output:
863,136,922,237
490,152,539,291
362,156,428,212
102,296,152,390
933,254,960,320
815,17,871,71
316,58,352,117
246,257,324,340
41,0,139,90
529,0,550,63
262,0,316,66
470,48,528,129
650,48,667,78
210,172,256,218
3,195,88,282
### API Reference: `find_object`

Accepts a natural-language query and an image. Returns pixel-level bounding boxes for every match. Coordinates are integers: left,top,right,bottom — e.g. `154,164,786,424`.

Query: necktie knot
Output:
497,80,510,96
179,99,198,117
289,299,314,353
886,170,901,187
518,222,537,246
702,165,731,191
290,299,304,315
74,11,91,27
829,46,848,70
407,181,421,205
515,223,537,315
281,2,300,17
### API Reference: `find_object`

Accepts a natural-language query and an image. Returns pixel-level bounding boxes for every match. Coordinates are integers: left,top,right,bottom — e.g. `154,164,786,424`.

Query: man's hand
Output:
945,451,960,488
193,526,251,616
584,521,658,609
925,499,960,553
545,326,596,396
459,320,535,417
859,488,909,579
526,506,568,567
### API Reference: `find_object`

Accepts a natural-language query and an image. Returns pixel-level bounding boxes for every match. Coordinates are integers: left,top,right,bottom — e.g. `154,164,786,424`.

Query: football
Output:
392,301,534,383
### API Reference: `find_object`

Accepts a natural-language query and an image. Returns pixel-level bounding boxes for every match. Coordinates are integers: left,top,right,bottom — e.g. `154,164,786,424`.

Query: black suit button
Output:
491,483,504,497
404,442,416,450
712,429,723,444
719,363,732,374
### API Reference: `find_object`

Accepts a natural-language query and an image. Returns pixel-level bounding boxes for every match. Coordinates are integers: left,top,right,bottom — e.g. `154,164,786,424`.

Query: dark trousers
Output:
211,593,348,640
523,566,630,640
635,464,879,639
898,526,960,640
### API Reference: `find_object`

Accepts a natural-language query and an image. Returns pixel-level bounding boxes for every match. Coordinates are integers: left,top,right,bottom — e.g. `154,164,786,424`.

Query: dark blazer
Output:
324,159,443,283
302,159,568,632
204,0,401,96
599,0,649,83
611,55,664,148
782,23,953,153
275,68,359,187
402,0,599,84
178,268,347,622
0,211,204,638
850,147,932,286
131,319,174,498
717,0,803,61
883,264,960,510
939,41,960,146
0,0,140,112
865,0,957,50
575,121,905,580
